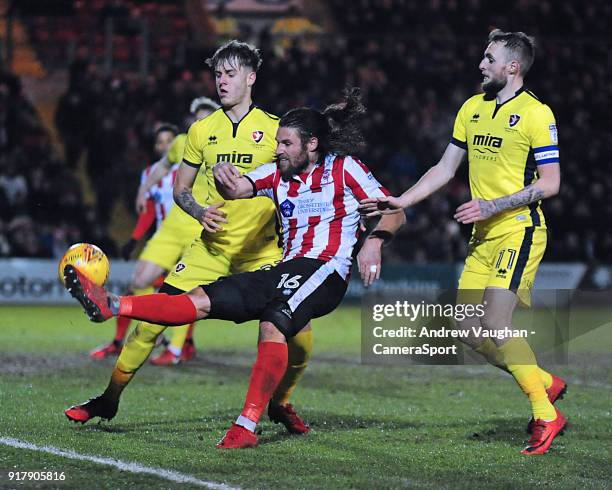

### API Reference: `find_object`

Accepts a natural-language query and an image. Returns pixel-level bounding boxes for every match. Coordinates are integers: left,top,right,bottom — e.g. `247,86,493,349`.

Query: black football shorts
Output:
201,258,347,337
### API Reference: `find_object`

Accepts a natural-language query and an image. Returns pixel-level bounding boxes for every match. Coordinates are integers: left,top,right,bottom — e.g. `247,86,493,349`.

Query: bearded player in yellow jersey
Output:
361,30,566,455
65,40,314,434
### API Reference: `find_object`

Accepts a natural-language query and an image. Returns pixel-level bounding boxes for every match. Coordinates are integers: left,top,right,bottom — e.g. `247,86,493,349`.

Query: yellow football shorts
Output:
165,237,282,291
458,226,547,306
139,220,200,272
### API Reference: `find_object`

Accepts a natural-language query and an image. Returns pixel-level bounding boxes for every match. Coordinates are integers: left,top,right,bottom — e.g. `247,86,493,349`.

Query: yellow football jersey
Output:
452,88,559,238
161,133,206,238
183,106,280,256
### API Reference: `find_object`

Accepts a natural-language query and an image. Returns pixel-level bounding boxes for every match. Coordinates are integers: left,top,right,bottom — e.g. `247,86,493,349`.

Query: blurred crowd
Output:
0,69,117,258
2,0,610,264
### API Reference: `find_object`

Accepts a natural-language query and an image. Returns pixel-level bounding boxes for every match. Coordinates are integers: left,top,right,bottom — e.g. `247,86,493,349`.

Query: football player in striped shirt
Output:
360,30,566,455
64,41,319,435
63,88,405,448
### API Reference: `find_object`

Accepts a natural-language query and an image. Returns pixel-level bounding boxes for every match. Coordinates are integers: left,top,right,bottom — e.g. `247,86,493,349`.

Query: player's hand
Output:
120,238,137,260
213,162,242,191
454,199,497,224
197,202,228,233
358,196,404,217
357,236,383,287
135,189,148,214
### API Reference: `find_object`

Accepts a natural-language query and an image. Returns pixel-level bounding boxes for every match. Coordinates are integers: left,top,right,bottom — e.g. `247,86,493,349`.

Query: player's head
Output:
190,96,221,120
153,123,178,158
274,118,318,181
276,88,366,180
205,40,262,108
480,29,536,95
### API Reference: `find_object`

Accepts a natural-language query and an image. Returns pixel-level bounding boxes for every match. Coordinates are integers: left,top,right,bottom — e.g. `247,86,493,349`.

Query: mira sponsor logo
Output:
216,152,253,164
473,133,503,148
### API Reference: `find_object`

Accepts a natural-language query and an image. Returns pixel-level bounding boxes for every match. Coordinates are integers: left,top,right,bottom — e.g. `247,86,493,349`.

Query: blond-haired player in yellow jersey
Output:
65,40,314,434
360,30,567,455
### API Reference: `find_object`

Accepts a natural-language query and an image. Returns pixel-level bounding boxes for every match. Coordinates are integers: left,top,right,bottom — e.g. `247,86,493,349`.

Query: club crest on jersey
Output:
252,130,264,143
280,199,295,218
509,114,521,127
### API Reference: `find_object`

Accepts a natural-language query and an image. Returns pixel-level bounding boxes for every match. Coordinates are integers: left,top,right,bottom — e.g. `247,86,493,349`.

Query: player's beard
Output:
482,75,507,96
279,152,308,182
278,148,309,181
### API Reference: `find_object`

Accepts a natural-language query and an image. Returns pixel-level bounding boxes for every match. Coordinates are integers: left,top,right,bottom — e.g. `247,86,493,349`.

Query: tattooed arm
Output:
173,162,227,233
454,163,560,224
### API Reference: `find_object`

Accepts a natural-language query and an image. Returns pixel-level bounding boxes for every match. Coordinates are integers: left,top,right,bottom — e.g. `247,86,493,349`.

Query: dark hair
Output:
155,123,179,138
279,87,366,156
190,96,220,114
488,29,536,76
205,40,262,72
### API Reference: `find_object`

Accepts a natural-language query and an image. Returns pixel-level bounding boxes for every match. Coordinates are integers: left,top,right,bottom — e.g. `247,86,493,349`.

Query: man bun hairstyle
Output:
279,87,366,157
323,87,366,156
205,40,263,72
488,29,536,76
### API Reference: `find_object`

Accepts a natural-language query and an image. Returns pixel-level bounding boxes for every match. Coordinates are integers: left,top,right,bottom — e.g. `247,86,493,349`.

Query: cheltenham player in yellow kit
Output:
89,100,220,361
360,30,566,455
65,40,314,434
135,97,222,365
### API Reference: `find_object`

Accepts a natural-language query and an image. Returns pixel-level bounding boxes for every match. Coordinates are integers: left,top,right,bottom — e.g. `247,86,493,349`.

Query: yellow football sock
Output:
498,338,556,421
169,324,190,353
271,329,313,406
475,339,554,389
116,321,167,373
538,368,553,390
103,367,134,401
475,338,507,371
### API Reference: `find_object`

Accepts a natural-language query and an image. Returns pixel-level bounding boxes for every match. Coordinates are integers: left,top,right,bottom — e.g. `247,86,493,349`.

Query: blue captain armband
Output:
533,145,559,165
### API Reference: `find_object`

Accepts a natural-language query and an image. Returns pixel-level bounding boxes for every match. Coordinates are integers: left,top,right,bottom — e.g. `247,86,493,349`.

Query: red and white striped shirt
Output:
140,163,179,229
246,154,389,279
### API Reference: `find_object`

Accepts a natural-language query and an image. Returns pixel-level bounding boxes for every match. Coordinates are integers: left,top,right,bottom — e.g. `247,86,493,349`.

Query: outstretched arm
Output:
359,143,466,216
173,162,227,233
454,163,560,224
213,162,256,200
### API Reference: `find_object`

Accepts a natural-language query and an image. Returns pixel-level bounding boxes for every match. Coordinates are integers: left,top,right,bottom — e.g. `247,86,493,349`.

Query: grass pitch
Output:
1,305,610,489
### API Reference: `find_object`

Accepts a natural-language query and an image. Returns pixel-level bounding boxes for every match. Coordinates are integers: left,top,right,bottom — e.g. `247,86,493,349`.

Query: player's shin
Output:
237,340,289,432
102,322,167,401
475,339,554,389
498,338,556,421
271,328,312,406
117,293,198,325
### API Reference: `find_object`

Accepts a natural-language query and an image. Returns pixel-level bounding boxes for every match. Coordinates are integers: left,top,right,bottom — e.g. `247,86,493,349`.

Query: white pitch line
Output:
0,437,240,490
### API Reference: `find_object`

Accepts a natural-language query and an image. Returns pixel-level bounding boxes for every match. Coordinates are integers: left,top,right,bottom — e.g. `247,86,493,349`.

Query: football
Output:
58,243,110,287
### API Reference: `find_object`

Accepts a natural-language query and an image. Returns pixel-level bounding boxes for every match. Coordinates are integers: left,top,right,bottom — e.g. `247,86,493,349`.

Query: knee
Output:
131,272,151,291
480,312,503,332
261,300,293,339
131,322,166,343
259,321,287,343
187,288,210,318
